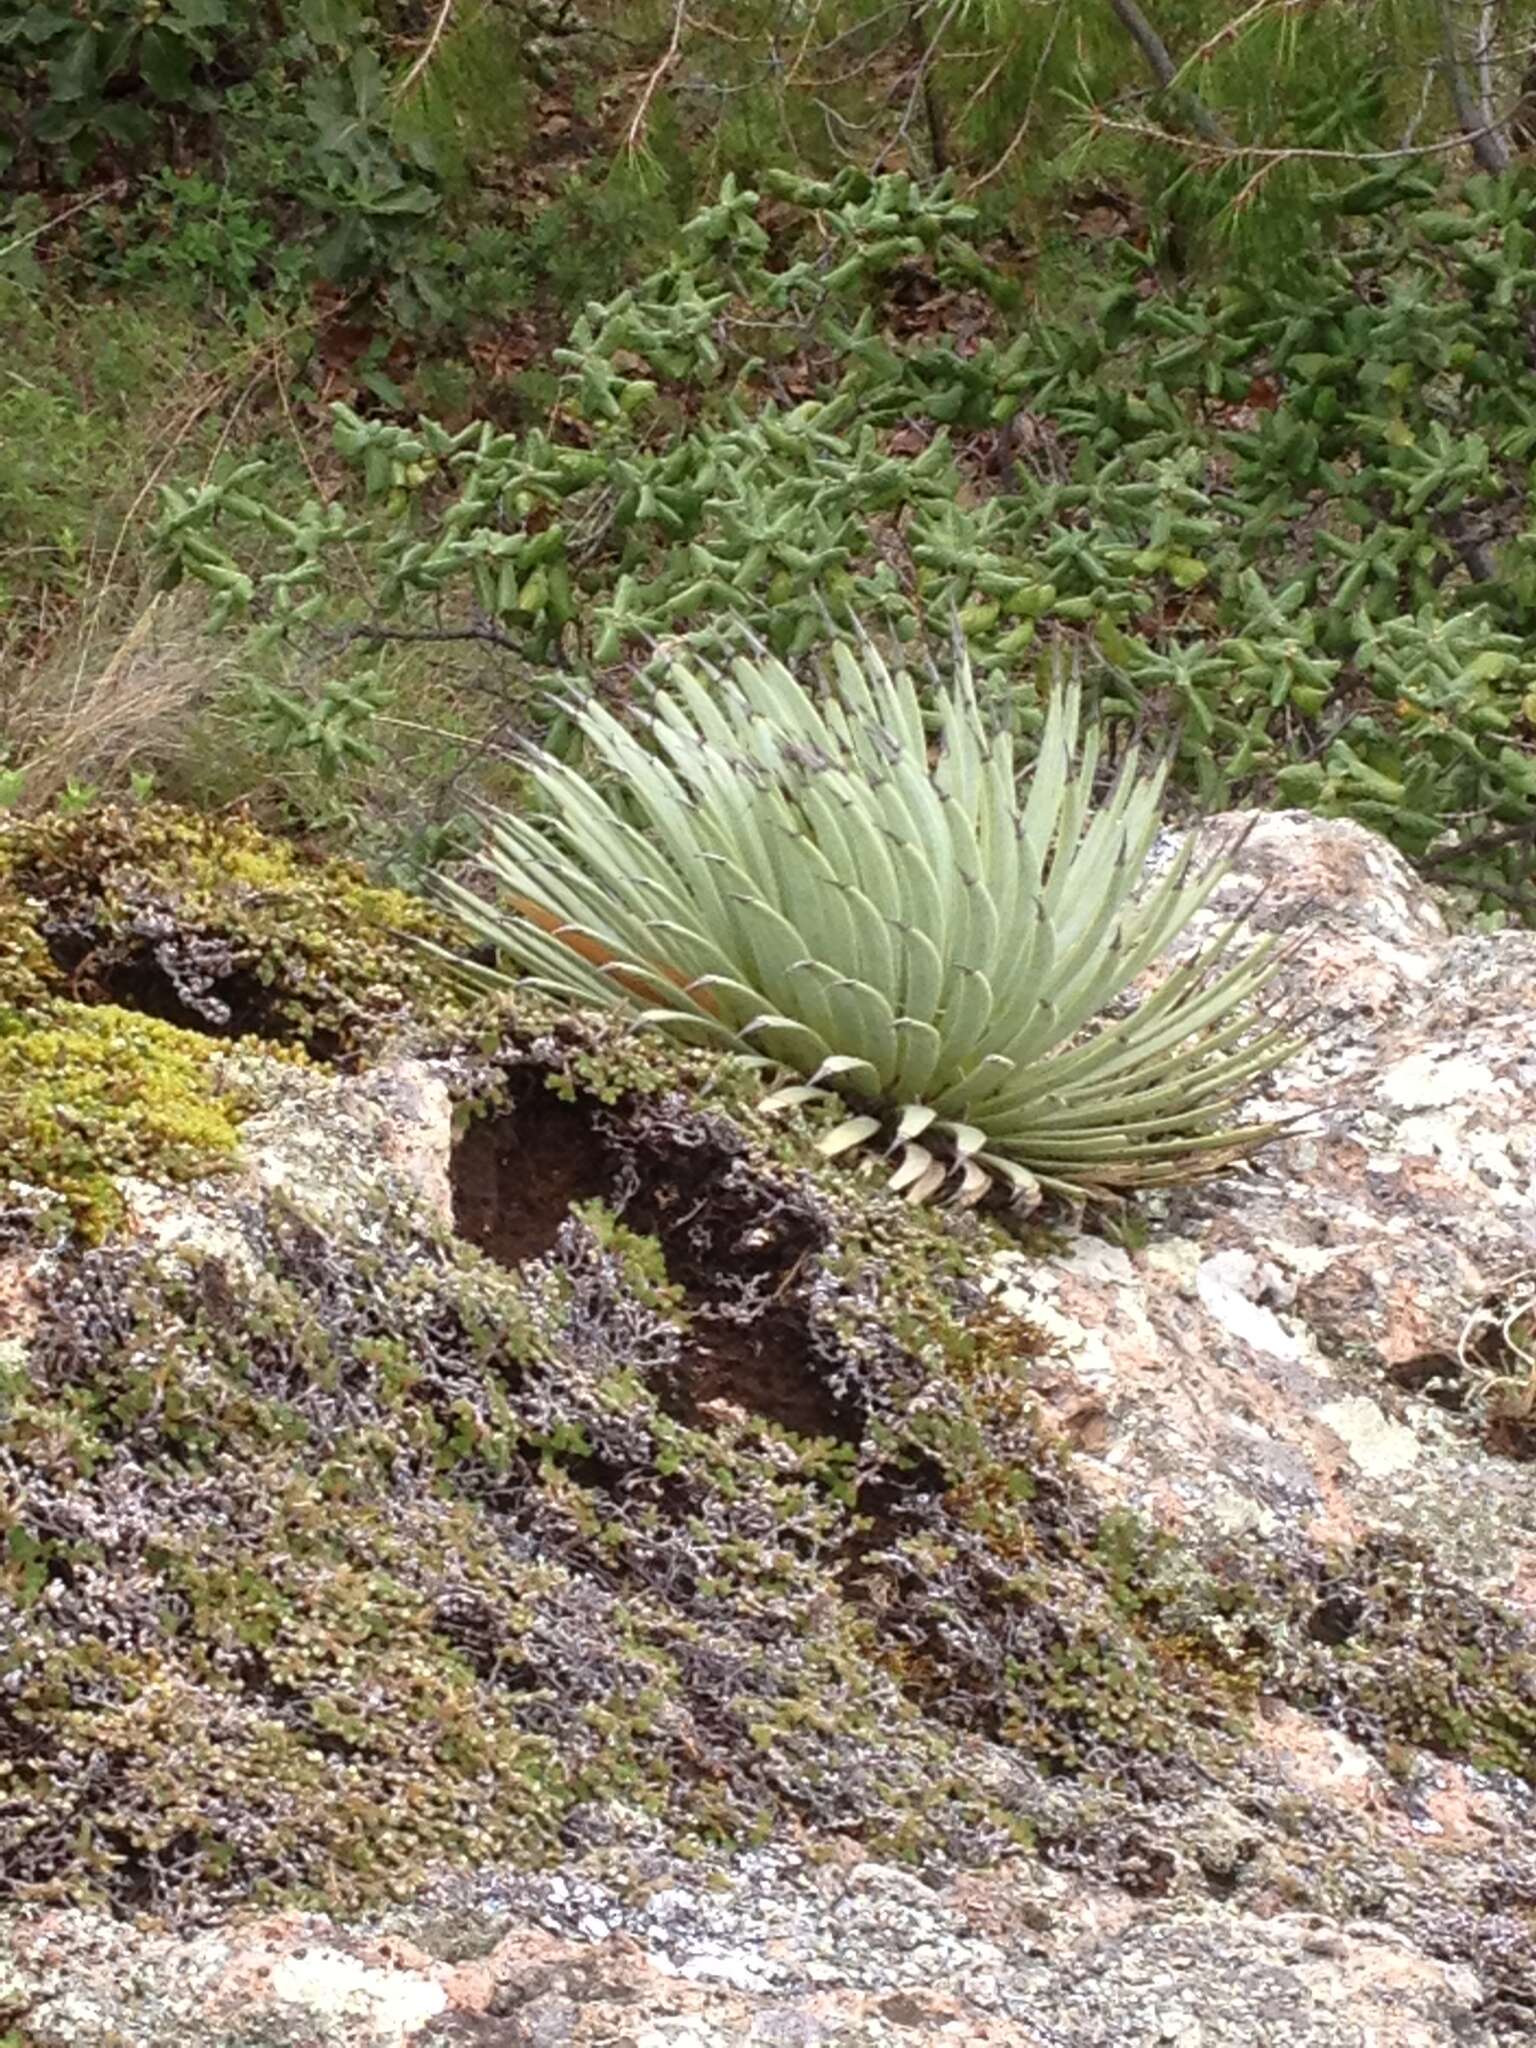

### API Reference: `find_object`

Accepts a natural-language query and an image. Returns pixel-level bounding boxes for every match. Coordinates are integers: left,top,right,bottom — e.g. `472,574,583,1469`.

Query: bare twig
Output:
394,0,456,99
1106,0,1230,146
1457,1270,1536,1418
784,0,910,76
626,0,689,154
1398,57,1439,150
375,711,523,756
0,180,128,262
1085,105,1519,167
322,619,530,656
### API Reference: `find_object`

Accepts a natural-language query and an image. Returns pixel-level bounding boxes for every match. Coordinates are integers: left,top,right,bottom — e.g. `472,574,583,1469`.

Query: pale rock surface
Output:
992,812,1536,1592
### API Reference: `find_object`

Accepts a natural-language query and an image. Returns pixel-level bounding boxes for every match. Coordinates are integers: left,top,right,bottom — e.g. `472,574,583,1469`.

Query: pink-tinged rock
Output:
988,811,1536,1610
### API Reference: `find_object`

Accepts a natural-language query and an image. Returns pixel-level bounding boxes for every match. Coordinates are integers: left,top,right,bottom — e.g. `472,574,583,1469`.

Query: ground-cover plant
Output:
153,162,1536,917
0,800,472,1235
0,0,548,341
438,636,1297,1207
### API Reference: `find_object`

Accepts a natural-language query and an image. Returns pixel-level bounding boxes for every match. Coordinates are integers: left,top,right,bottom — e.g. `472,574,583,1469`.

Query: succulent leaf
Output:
444,637,1300,1201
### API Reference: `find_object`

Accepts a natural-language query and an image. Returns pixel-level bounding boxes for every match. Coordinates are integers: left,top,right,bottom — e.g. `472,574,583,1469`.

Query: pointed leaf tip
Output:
761,1084,831,1114
817,1115,883,1158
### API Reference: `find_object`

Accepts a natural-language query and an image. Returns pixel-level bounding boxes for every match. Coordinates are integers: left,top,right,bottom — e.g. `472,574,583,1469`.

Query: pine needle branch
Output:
626,0,689,156
1086,104,1518,169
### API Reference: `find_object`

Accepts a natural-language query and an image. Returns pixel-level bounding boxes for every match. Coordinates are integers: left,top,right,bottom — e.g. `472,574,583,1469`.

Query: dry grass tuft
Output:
1,588,238,808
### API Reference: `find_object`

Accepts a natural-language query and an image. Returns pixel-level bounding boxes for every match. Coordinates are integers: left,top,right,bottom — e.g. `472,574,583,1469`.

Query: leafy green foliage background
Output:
9,1,1536,914
160,160,1536,916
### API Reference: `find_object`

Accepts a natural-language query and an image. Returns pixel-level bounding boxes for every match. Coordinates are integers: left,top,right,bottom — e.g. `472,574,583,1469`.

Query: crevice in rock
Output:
844,1455,951,1560
449,1074,863,1446
45,931,347,1059
1386,1350,1467,1411
1306,1588,1364,1646
451,1086,613,1269
658,1308,858,1443
1388,1345,1536,1462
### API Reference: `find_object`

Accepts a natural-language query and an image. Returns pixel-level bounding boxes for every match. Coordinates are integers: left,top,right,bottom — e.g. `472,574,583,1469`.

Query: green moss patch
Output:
0,1003,253,1243
0,804,468,1060
0,802,476,1243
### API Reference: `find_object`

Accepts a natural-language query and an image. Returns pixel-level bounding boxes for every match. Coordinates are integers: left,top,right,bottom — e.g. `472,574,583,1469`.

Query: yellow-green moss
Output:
0,845,56,1006
0,803,470,1058
0,1001,262,1242
0,801,480,1242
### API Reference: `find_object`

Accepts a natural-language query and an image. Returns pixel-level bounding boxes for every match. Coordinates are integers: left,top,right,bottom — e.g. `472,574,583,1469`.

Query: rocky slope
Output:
0,805,1532,2046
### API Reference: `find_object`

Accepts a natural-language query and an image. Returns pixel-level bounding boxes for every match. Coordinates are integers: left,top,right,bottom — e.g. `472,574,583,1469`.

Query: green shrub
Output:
1,1,470,331
0,0,260,178
153,163,1536,915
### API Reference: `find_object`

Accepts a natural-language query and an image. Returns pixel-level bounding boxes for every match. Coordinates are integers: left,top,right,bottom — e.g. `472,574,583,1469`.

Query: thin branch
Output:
394,0,456,100
1436,0,1512,172
951,25,1028,138
1476,1,1499,119
909,3,950,174
785,0,911,76
1398,56,1438,150
1220,153,1288,220
1085,105,1520,167
626,0,689,154
374,712,524,756
317,619,532,657
882,0,963,174
964,0,1068,193
1106,0,1230,146
1421,817,1536,870
0,180,128,261
1165,0,1297,92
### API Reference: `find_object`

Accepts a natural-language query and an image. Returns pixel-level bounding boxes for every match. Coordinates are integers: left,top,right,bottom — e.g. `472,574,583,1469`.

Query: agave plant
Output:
437,637,1299,1206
